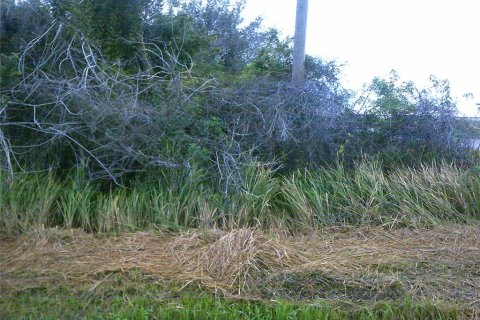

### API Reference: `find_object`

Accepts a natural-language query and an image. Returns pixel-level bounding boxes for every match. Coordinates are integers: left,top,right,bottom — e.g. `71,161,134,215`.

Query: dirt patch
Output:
1,225,479,308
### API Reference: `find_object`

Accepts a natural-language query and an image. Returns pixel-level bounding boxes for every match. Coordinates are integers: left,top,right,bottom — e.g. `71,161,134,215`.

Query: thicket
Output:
1,0,478,234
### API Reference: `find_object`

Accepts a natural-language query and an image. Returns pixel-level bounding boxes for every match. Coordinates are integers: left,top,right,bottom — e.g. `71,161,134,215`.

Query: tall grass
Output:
225,162,282,228
0,171,62,234
59,170,97,230
283,161,480,229
1,160,479,235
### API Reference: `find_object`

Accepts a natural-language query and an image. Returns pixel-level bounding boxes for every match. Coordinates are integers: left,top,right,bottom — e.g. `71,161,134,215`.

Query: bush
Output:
0,0,474,189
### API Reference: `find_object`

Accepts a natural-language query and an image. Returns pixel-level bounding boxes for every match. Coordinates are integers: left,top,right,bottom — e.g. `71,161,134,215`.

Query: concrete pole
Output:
292,0,309,87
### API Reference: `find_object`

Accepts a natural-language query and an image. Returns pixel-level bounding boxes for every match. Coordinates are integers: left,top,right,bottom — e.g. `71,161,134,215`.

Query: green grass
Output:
282,161,480,228
1,160,479,236
1,287,463,320
0,172,63,234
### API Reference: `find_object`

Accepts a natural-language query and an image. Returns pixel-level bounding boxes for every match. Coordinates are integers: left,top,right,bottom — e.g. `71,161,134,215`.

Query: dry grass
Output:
0,227,305,297
1,225,479,311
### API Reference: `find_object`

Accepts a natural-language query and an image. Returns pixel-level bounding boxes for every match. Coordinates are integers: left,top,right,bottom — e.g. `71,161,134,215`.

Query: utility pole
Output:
292,0,309,88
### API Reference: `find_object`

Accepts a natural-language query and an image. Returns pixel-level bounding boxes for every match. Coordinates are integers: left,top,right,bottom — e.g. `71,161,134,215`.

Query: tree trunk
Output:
292,0,309,88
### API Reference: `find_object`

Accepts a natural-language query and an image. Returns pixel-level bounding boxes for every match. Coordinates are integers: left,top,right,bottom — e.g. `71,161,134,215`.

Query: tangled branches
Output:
0,19,471,185
1,21,214,180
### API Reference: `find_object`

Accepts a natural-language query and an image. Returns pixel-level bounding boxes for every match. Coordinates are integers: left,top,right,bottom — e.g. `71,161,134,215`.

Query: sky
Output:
243,0,480,116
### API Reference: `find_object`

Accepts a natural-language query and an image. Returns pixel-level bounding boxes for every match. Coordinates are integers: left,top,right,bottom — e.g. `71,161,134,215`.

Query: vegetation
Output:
2,226,478,319
1,0,479,319
1,160,478,235
1,0,474,182
1,291,464,319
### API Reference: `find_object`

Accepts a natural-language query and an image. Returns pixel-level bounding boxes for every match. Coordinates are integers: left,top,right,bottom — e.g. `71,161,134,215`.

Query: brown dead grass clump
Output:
178,229,307,293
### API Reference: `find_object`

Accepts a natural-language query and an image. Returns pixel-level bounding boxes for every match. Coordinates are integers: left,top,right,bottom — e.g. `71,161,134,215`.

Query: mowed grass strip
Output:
1,225,479,319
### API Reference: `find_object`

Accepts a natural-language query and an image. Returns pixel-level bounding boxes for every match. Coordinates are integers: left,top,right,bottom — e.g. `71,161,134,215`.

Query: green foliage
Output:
0,53,20,99
51,0,153,61
241,30,292,80
0,0,51,55
368,72,417,116
179,0,252,73
346,72,465,167
0,0,476,213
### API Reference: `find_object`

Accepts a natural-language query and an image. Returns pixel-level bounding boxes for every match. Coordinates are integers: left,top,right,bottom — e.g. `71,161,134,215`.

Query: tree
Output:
51,0,156,62
292,0,309,87
178,0,268,74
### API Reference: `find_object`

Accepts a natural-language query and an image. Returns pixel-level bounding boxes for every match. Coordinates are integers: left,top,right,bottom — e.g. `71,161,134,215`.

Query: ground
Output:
1,225,479,319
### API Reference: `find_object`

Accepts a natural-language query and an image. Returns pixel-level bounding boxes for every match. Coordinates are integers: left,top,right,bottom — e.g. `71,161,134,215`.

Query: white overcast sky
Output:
243,0,480,116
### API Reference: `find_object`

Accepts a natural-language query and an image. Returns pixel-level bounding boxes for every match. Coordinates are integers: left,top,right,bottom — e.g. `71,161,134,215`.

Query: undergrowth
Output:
1,160,479,235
